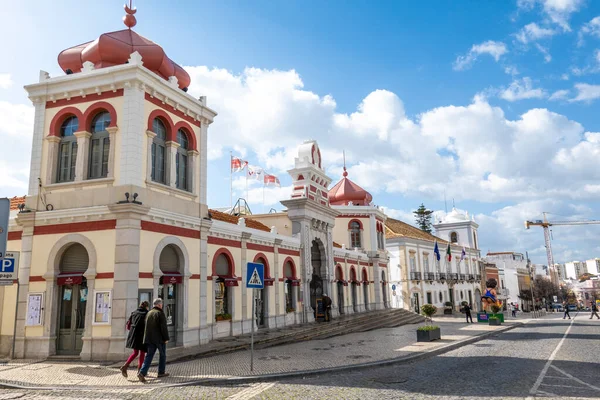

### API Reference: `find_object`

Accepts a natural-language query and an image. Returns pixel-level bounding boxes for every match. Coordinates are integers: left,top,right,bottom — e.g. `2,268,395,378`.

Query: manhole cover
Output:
346,355,372,360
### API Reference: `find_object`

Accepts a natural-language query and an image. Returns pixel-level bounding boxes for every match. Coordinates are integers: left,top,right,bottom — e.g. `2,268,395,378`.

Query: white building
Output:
485,252,527,307
386,208,482,314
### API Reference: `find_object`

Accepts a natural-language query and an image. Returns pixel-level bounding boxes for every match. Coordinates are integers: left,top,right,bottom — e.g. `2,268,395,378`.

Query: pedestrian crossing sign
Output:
246,262,264,289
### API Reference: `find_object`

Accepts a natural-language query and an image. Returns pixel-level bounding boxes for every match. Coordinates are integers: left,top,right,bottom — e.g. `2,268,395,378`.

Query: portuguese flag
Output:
446,244,452,262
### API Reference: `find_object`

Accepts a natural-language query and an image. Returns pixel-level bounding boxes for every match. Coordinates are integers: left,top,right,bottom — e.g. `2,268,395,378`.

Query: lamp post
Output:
526,251,537,318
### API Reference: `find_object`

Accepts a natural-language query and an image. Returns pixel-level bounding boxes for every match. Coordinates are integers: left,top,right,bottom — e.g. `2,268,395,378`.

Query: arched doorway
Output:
381,271,388,308
57,243,89,355
283,259,297,313
214,251,234,322
350,267,358,313
158,245,183,348
362,268,369,311
310,240,325,312
253,255,270,328
335,265,345,315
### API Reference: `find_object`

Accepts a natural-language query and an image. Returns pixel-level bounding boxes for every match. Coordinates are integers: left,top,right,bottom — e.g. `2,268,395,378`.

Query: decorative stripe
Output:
145,93,201,127
8,231,22,241
34,220,116,235
359,261,370,266
207,236,242,248
334,257,345,263
46,89,124,109
247,243,274,253
29,276,45,282
96,272,114,279
279,248,300,256
190,274,201,279
207,276,213,280
379,263,388,268
141,221,200,239
139,272,153,279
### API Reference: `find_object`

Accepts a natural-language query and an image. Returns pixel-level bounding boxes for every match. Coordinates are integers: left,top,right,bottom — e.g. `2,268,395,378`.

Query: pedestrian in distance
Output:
322,293,332,322
511,303,516,318
138,298,170,382
563,302,571,319
590,301,600,320
464,303,473,323
120,301,149,378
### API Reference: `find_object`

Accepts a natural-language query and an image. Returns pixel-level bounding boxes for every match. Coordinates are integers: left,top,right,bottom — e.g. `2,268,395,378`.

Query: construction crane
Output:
524,212,600,271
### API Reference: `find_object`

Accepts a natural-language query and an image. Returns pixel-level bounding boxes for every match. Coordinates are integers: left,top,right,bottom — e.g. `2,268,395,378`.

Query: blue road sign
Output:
0,252,19,281
246,262,264,289
0,199,9,265
392,284,396,291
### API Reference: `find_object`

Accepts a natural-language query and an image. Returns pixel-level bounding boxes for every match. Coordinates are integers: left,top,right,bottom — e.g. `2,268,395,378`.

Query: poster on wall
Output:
93,290,112,324
25,293,44,326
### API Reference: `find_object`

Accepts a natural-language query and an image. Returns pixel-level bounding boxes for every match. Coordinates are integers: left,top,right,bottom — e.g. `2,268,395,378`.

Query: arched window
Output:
176,129,189,191
350,221,362,249
88,112,111,179
450,232,458,243
284,260,296,313
57,116,79,182
215,253,232,318
151,118,167,184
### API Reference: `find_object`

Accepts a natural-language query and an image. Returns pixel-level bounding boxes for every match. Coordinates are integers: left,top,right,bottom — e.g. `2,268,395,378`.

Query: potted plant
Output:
216,313,232,322
489,316,501,326
443,301,453,315
417,304,441,342
286,307,295,314
490,304,504,323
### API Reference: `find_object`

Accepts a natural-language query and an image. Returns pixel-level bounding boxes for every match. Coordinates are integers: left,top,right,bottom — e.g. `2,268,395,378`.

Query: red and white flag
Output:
231,156,248,173
264,173,281,187
247,165,264,180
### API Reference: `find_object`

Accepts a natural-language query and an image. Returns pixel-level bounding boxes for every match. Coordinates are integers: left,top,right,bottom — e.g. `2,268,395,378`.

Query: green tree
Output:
413,203,433,234
532,276,559,305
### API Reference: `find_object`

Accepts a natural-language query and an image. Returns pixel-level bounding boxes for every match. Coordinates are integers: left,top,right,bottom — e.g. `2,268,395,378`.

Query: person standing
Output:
511,303,516,318
563,302,571,320
138,298,169,382
322,294,332,322
120,301,149,377
464,303,473,323
590,301,600,320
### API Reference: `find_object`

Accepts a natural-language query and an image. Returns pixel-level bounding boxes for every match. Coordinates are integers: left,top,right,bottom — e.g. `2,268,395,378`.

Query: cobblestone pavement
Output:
1,313,596,399
0,316,519,388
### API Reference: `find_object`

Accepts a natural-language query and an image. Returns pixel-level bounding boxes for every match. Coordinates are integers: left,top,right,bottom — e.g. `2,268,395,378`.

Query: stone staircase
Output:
169,308,425,364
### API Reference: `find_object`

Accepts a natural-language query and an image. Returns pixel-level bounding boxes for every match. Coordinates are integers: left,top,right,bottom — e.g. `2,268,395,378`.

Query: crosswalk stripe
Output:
227,382,276,400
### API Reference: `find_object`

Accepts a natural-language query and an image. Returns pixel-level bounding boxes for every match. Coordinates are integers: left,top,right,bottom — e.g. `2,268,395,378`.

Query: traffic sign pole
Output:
246,262,264,372
251,288,255,372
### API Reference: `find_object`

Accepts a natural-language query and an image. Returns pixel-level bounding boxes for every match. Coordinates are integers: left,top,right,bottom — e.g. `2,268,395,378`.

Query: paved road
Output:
1,313,598,399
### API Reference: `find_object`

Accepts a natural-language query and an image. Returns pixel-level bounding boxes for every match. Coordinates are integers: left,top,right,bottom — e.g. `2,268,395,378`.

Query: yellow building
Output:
0,8,388,361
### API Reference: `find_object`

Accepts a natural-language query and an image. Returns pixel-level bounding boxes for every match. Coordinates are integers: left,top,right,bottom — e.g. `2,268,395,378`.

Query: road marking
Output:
527,317,575,398
541,383,589,388
227,382,276,400
550,365,600,392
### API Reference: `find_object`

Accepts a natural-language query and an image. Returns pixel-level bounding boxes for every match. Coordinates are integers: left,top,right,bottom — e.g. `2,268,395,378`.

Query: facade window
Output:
450,232,458,243
473,232,478,249
426,292,432,304
284,261,296,312
424,256,429,273
409,254,417,272
350,221,362,249
88,112,110,179
176,129,189,191
151,118,167,184
57,116,79,183
436,258,441,272
214,253,231,318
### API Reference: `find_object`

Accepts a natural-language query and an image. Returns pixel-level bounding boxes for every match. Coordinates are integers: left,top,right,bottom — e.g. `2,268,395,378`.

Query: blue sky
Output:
2,0,600,264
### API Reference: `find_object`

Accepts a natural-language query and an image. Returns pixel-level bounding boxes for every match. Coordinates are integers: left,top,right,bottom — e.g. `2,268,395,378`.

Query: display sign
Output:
0,251,19,282
93,290,112,325
0,198,9,266
57,274,83,286
315,298,325,322
25,293,44,326
392,284,396,291
246,262,264,289
160,273,182,284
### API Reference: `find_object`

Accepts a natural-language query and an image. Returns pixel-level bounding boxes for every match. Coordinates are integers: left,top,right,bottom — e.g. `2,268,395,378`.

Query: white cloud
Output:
570,83,600,102
516,23,556,43
519,0,584,31
0,74,11,89
561,73,570,80
504,66,519,76
578,16,600,46
549,89,570,100
453,41,508,71
499,77,546,101
535,43,552,62
0,101,34,197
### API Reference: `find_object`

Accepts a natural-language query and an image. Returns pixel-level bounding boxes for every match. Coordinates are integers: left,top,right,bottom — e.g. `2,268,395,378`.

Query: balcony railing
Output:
458,274,467,281
476,274,482,281
448,273,459,281
410,272,422,281
424,272,436,281
437,272,447,281
468,274,475,281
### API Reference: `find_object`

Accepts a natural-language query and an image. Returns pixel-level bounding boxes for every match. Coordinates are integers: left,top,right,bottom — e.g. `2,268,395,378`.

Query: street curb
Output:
0,322,523,391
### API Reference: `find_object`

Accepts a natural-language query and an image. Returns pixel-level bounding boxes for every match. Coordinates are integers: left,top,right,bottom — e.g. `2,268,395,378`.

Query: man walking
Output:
563,301,571,320
464,303,473,323
322,294,332,322
138,298,169,382
590,301,600,320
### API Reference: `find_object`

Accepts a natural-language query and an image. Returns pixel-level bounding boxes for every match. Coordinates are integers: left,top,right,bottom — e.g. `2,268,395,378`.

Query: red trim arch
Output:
362,267,369,282
253,253,271,278
173,121,197,151
211,248,235,277
349,265,357,281
147,109,174,139
335,264,344,281
82,101,118,131
282,256,297,279
348,219,364,230
49,107,84,137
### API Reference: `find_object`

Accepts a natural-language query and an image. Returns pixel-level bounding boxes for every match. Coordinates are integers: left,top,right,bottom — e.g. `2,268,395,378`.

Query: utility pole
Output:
526,251,537,318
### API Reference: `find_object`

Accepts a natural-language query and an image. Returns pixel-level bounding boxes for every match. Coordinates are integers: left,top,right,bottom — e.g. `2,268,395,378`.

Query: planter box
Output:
443,308,453,315
491,313,504,322
489,318,501,326
417,327,441,342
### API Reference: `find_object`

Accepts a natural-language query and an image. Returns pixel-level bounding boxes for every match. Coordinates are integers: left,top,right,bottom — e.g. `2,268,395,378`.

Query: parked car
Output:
567,304,577,311
552,303,563,311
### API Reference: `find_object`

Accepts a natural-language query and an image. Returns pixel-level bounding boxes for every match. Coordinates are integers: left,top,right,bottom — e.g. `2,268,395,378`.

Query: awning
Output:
160,273,183,284
224,277,239,287
264,278,274,286
57,273,83,286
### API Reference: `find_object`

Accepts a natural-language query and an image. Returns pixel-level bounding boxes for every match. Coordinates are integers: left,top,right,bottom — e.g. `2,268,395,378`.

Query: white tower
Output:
433,208,479,250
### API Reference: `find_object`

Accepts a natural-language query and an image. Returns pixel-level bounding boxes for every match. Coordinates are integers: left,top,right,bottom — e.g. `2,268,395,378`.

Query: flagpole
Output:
262,183,265,214
230,151,233,210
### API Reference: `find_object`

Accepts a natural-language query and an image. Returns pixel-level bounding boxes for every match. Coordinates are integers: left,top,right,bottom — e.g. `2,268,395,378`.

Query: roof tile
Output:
209,209,271,233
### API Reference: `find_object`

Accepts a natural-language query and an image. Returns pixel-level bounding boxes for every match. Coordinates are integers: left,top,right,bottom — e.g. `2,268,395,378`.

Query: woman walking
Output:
120,301,149,377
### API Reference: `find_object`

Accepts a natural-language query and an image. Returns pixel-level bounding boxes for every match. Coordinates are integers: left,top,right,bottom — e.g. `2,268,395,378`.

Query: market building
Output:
0,7,388,361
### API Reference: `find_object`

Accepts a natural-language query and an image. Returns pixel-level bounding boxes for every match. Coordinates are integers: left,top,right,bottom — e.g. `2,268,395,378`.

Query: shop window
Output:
57,116,78,182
